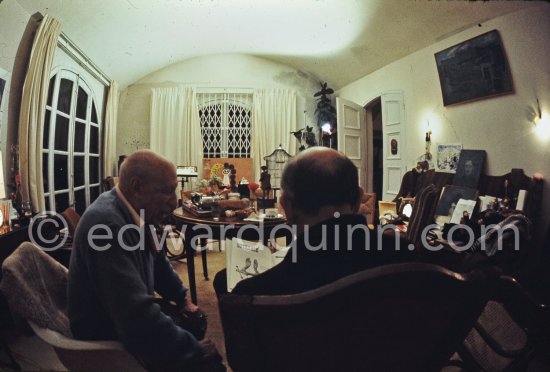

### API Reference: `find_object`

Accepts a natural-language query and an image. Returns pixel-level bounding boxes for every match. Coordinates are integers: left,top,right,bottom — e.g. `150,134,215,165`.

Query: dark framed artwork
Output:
435,185,478,217
435,30,513,106
0,77,5,110
453,150,486,189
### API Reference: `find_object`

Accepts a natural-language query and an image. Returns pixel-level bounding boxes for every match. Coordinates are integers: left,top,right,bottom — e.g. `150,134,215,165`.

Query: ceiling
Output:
14,0,539,90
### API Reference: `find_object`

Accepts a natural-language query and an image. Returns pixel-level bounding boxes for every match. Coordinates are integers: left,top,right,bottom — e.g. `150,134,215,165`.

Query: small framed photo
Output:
435,185,478,217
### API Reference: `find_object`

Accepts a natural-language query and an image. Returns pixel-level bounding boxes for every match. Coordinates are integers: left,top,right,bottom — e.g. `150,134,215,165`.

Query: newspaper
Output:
226,237,289,292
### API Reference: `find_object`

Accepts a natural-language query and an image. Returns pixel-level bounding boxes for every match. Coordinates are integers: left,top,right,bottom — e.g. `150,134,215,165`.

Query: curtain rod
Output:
57,32,111,86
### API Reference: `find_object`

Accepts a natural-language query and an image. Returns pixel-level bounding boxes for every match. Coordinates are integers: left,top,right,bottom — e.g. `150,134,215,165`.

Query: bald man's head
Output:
118,150,178,224
281,147,360,216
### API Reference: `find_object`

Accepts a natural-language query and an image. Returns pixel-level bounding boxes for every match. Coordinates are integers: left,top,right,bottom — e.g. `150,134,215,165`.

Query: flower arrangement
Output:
209,175,222,186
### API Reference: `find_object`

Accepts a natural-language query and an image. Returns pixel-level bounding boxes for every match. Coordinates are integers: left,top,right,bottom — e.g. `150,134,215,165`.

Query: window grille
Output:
197,92,252,158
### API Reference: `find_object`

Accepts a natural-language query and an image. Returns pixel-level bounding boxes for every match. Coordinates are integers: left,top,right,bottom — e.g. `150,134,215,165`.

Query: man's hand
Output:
182,295,199,313
178,296,208,340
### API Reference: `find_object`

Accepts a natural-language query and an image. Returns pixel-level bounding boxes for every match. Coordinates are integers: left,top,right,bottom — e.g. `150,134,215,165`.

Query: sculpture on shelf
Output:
291,126,317,152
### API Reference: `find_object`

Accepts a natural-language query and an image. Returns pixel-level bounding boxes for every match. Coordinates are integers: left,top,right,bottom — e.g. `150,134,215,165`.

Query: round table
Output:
172,207,288,304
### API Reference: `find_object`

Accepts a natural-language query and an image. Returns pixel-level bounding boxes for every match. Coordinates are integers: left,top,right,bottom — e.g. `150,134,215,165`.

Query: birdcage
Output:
263,145,292,190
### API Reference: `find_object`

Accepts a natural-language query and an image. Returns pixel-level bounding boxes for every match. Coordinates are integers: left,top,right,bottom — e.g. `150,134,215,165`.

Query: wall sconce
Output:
533,98,550,140
321,123,336,149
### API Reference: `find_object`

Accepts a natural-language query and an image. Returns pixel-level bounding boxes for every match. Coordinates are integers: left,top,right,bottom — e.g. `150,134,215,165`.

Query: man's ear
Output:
127,176,143,198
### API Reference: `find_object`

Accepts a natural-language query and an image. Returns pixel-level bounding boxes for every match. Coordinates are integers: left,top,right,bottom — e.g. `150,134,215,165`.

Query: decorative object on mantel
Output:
314,81,337,148
435,30,513,106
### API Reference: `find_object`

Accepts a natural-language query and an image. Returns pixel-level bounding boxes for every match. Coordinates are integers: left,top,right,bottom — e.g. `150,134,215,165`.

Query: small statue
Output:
260,166,271,199
229,164,237,192
222,163,231,186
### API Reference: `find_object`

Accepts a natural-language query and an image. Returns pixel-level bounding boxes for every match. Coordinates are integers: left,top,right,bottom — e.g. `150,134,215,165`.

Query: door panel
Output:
336,97,366,190
382,92,405,201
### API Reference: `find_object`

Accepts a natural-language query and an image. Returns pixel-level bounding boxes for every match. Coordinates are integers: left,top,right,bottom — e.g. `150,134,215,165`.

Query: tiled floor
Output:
0,245,229,371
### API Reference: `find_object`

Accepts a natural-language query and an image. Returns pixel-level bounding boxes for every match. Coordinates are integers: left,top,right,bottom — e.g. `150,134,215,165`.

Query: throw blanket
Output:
0,242,71,336
470,214,531,257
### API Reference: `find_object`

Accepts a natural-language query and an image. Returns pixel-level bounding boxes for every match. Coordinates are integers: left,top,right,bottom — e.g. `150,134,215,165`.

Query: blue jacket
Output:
68,189,202,368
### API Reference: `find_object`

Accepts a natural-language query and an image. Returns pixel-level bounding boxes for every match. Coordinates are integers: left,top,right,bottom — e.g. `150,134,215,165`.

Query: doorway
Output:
365,98,382,200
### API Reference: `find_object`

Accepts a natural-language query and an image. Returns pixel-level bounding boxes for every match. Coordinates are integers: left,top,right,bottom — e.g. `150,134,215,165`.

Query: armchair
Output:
219,262,490,372
0,242,145,371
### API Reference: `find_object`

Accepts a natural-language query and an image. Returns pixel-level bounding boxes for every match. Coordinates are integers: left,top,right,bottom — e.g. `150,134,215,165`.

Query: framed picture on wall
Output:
436,143,462,173
435,30,513,106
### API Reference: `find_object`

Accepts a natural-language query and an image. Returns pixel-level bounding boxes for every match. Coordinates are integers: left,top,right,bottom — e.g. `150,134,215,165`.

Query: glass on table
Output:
211,202,222,221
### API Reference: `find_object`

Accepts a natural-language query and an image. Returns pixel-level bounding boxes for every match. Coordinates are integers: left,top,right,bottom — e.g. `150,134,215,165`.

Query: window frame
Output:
42,67,102,213
198,92,252,159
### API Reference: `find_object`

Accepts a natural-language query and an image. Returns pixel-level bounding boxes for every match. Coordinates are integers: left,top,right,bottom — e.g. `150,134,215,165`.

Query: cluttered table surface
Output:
172,205,289,304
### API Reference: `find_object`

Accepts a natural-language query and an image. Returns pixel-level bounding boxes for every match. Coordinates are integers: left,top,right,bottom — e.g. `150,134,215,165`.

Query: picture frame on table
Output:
453,149,486,189
435,185,478,217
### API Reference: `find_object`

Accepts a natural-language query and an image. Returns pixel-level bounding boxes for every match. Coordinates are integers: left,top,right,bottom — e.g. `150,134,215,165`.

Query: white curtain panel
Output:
252,88,297,182
150,87,203,176
103,80,119,177
18,14,62,212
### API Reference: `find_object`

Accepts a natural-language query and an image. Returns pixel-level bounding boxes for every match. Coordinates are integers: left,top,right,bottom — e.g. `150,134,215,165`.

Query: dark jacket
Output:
67,189,201,369
232,214,412,295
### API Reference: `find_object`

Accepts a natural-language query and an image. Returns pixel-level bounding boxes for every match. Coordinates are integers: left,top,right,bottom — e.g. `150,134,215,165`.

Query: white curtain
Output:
18,14,62,212
103,80,119,176
150,87,203,176
252,88,297,181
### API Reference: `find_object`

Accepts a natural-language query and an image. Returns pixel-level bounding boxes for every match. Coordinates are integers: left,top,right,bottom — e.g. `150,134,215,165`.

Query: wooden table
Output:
172,207,289,304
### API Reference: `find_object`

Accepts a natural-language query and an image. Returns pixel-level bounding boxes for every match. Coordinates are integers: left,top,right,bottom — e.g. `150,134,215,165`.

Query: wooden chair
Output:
458,275,550,371
358,191,376,227
219,262,490,372
61,207,81,239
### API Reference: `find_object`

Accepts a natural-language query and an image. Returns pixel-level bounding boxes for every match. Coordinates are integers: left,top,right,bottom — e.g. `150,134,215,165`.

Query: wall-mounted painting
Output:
436,143,462,173
435,30,513,106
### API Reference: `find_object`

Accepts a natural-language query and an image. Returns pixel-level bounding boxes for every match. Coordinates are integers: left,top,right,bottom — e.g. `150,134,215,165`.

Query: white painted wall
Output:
116,53,321,157
337,4,550,232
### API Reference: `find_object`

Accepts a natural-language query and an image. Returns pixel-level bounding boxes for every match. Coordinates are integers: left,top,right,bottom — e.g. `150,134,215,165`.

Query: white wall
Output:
337,4,550,231
116,53,321,157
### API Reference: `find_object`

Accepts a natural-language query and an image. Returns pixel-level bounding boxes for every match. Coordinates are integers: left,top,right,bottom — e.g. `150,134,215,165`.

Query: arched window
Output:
42,69,102,214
